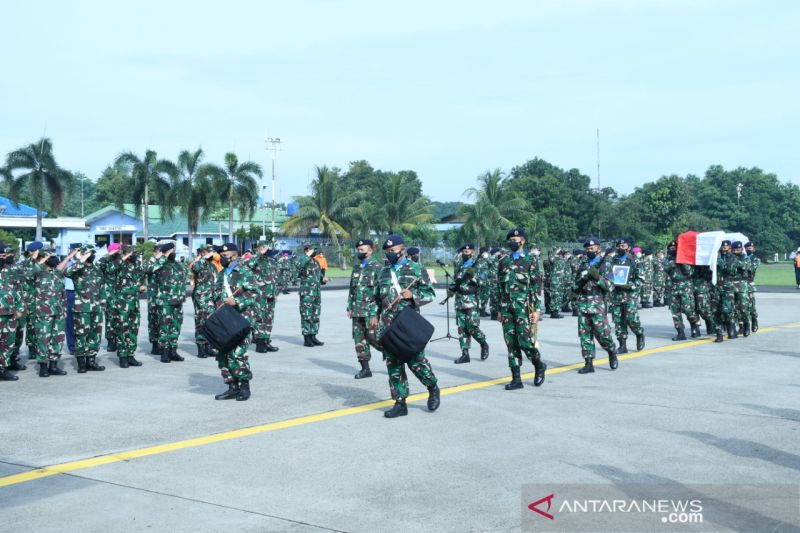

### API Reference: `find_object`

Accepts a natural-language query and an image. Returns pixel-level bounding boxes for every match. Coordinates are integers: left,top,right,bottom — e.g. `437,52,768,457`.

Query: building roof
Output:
0,196,47,217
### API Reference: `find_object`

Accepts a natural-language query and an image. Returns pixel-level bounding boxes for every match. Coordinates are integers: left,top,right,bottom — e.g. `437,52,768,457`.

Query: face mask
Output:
616,247,626,256
357,252,368,260
86,255,95,264
5,256,14,265
461,253,472,262
385,251,401,265
128,254,138,263
586,250,597,260
220,255,231,267
508,241,521,252
167,253,176,261
45,256,60,268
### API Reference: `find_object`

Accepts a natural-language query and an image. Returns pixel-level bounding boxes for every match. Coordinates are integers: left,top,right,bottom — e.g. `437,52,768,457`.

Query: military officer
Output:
152,243,186,362
32,246,72,377
245,240,280,353
609,238,645,354
0,242,24,381
664,240,701,340
296,244,323,347
347,239,381,379
450,243,489,364
744,241,760,332
731,241,752,337
716,240,740,339
64,245,107,372
190,245,219,358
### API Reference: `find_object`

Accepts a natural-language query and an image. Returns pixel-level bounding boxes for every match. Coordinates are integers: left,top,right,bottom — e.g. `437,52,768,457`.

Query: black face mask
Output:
128,254,138,263
86,255,95,264
5,256,14,265
508,241,521,252
167,253,176,261
667,249,677,258
45,256,60,268
461,253,472,262
220,255,231,267
357,252,368,261
585,250,597,260
385,251,401,265
616,247,626,256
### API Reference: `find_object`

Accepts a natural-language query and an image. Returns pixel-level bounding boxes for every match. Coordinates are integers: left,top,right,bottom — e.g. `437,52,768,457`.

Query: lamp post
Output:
265,137,281,237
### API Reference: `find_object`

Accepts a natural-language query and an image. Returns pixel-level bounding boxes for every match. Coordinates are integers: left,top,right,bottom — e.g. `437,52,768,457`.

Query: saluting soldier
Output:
347,239,381,379
371,234,440,418
450,243,489,364
744,241,760,332
244,240,280,353
107,245,146,367
190,245,219,358
609,238,645,354
31,246,72,377
144,247,162,355
64,245,107,373
652,250,667,307
98,243,121,352
296,244,324,347
152,243,186,362
213,243,257,402
497,228,546,389
0,242,24,381
21,242,42,359
2,244,28,372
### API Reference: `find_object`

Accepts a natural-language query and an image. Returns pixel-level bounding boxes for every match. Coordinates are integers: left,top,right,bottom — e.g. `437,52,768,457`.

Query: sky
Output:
1,0,798,203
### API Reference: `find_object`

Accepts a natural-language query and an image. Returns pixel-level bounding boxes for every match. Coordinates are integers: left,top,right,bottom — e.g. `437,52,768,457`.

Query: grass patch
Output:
755,262,797,287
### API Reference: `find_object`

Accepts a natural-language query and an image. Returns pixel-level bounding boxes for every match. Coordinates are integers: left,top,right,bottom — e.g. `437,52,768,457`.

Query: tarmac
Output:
1,290,799,532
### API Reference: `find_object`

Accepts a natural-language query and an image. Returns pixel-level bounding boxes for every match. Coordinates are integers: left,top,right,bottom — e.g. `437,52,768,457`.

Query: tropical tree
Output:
174,148,221,252
281,165,353,246
3,138,74,240
373,172,433,235
114,149,178,241
459,169,528,247
204,153,262,242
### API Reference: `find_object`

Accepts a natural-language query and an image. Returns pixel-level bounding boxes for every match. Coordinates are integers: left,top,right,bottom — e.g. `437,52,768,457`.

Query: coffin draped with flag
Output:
675,230,749,284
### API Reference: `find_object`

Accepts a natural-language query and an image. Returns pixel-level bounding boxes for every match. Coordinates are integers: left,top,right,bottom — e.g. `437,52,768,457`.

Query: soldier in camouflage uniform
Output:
692,265,723,342
609,238,646,354
152,243,186,362
572,237,617,374
213,243,258,402
497,228,546,389
653,251,667,307
107,245,146,367
20,242,42,360
745,241,760,332
716,240,740,339
487,248,501,320
542,249,553,315
277,252,291,294
370,234,439,418
64,245,107,373
731,241,752,337
99,242,122,351
548,249,567,319
296,244,323,347
568,250,583,316
664,240,701,340
475,247,492,317
244,240,280,353
346,239,381,379
31,246,72,377
190,245,219,358
0,243,24,381
144,248,162,355
636,248,654,308
2,244,28,372
449,244,489,364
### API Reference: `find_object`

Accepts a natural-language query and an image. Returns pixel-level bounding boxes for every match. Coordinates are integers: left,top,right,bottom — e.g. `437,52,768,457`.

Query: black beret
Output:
583,237,600,247
506,228,526,240
355,239,374,248
382,234,404,249
744,241,754,247
668,240,678,247
615,237,632,246
221,243,238,253
731,241,743,249
407,246,420,256
605,247,615,254
160,243,175,253
69,242,82,249
720,240,731,247
490,247,500,254
462,243,475,251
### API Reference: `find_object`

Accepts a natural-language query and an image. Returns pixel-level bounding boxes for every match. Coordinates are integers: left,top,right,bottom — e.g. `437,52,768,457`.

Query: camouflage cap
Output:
80,244,96,253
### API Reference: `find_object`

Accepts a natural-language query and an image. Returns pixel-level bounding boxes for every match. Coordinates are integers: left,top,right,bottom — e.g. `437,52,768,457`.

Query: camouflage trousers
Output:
385,352,437,400
577,310,614,359
549,282,564,314
351,316,374,361
105,301,116,343
747,283,758,320
299,295,320,335
610,292,643,341
115,297,140,359
0,315,17,369
456,308,486,350
26,310,36,349
716,284,736,325
733,281,751,324
192,291,215,345
12,314,28,358
478,285,490,312
158,304,183,350
639,282,653,305
694,283,721,333
669,282,698,329
33,314,65,362
147,299,159,343
216,331,252,383
653,279,666,303
489,285,500,316
253,297,276,341
500,303,541,369
74,308,103,357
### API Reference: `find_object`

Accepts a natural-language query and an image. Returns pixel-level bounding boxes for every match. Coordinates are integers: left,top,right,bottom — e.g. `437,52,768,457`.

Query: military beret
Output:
160,243,175,253
479,246,488,254
490,247,500,254
731,241,743,249
583,237,600,247
382,234,404,249
615,237,632,246
355,239,374,248
745,241,754,247
407,246,420,256
108,243,121,252
462,243,475,251
0,245,12,254
204,244,215,252
631,246,641,254
605,247,615,254
221,243,238,253
506,228,526,240
668,240,678,247
69,242,82,250
213,245,223,253
720,240,731,247
26,241,43,251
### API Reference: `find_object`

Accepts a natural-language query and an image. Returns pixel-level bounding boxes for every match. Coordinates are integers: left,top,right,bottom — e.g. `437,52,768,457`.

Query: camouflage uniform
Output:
542,253,553,314
346,255,381,362
653,254,667,306
731,251,752,330
452,256,487,351
664,257,699,334
692,266,721,336
145,257,160,348
487,253,501,318
497,250,543,369
374,258,438,400
152,255,186,353
31,260,66,362
109,254,145,360
548,254,567,316
638,254,654,307
190,256,218,351
244,251,278,345
746,253,760,325
296,255,322,335
609,253,644,346
64,257,104,359
572,256,615,361
4,259,28,364
0,263,22,374
475,254,492,314
715,251,738,333
277,254,292,293
21,256,38,356
98,254,119,348
214,259,257,383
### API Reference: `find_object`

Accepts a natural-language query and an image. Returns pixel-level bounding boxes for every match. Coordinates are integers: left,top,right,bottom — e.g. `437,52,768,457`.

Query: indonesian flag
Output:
676,230,749,285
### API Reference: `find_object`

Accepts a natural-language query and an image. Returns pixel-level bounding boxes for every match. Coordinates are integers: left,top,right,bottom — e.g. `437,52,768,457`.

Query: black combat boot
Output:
454,350,470,364
354,360,372,379
160,351,171,363
119,357,130,368
9,358,26,371
264,341,279,352
741,321,750,337
303,335,315,347
672,328,687,341
608,349,619,370
236,381,251,401
705,319,713,335
504,367,524,390
87,356,105,371
151,342,161,355
107,339,117,352
310,335,324,346
550,311,562,319
384,399,408,418
49,360,67,376
751,317,759,332
714,331,724,343
636,333,645,351
690,323,702,338
480,343,489,360
0,368,19,381
38,362,49,377
427,385,440,411
197,344,207,358
727,322,738,340
29,345,38,359
578,359,595,374
168,348,184,362
214,382,239,400
127,356,142,366
77,356,88,374
533,361,547,387
255,339,267,353
479,309,490,318
572,308,579,317
616,339,628,355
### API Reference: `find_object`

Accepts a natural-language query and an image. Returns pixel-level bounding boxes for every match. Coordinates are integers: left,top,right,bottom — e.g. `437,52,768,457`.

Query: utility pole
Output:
265,137,281,238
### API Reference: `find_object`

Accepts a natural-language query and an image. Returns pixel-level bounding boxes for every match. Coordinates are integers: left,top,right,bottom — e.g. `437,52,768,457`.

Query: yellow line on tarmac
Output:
2,321,798,489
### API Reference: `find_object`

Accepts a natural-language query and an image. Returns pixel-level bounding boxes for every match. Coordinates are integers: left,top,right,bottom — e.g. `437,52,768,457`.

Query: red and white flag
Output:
676,230,749,284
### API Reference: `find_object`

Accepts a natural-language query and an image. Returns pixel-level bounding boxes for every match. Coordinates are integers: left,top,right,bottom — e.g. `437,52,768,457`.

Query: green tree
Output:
373,172,433,235
174,148,221,252
204,153,262,243
3,138,74,240
94,164,133,207
460,169,528,247
281,165,352,246
114,149,179,241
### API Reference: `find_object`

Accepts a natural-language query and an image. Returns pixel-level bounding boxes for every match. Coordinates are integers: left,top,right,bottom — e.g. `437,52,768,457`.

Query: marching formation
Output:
0,230,762,417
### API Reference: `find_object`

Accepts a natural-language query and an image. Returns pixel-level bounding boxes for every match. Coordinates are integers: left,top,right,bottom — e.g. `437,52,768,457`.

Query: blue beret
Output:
382,234,404,250
69,242,82,249
583,237,600,247
506,228,526,240
355,239,374,248
731,241,743,249
615,237,632,246
221,243,238,253
26,241,43,251
720,240,731,247
407,246,420,256
462,243,475,251
160,243,175,253
745,241,754,247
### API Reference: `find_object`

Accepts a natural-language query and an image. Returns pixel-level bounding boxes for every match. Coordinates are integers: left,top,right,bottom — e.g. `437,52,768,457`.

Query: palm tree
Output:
3,138,74,241
281,165,353,246
115,150,178,242
374,173,433,235
174,148,221,252
464,168,527,223
204,152,262,242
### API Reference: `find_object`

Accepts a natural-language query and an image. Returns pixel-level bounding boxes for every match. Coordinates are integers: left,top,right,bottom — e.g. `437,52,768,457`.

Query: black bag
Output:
379,307,435,362
202,304,251,353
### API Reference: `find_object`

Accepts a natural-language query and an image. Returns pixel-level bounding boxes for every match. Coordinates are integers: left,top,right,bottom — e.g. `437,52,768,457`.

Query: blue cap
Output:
407,246,421,256
382,234,404,250
160,243,175,253
720,240,731,247
26,241,43,251
583,237,600,247
221,242,238,253
615,237,632,246
506,228,526,240
355,239,374,248
731,241,743,249
461,243,475,251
